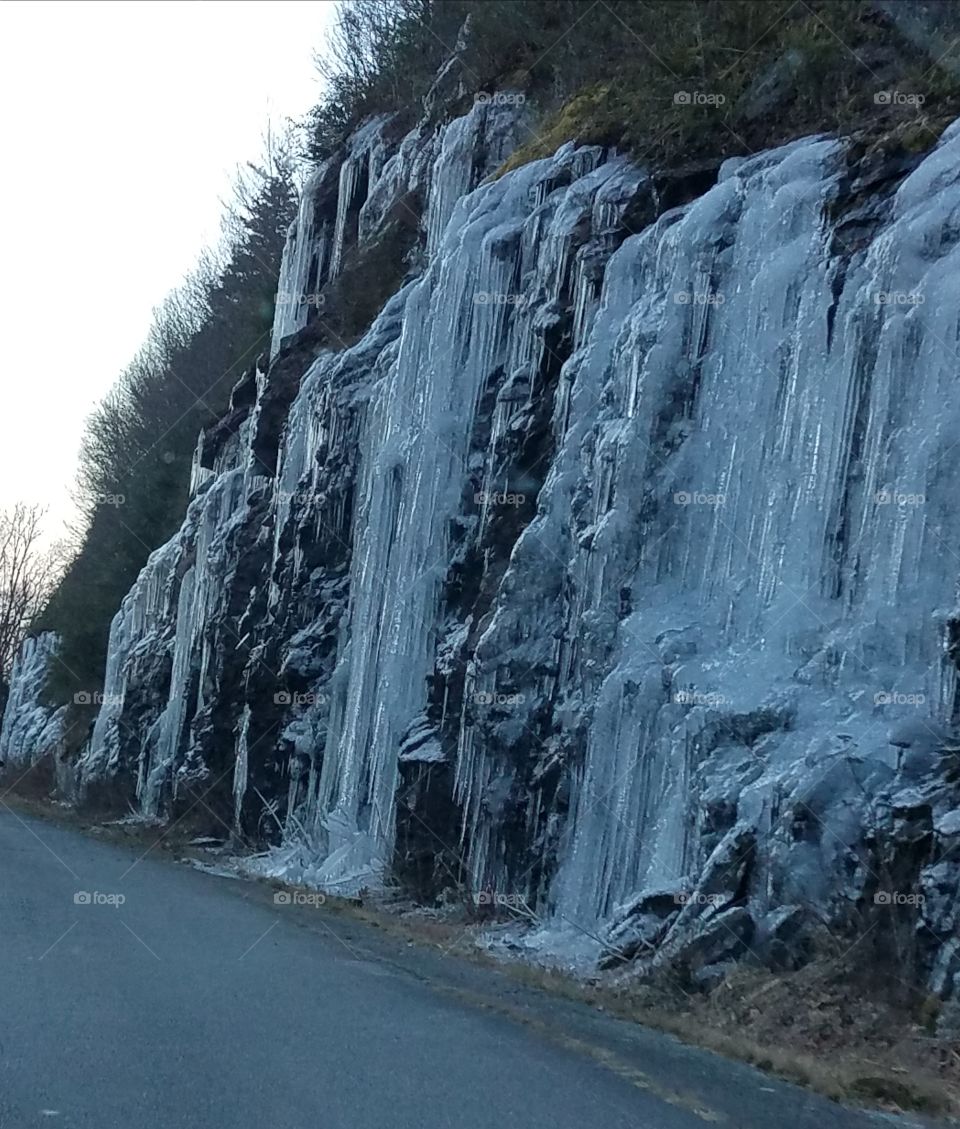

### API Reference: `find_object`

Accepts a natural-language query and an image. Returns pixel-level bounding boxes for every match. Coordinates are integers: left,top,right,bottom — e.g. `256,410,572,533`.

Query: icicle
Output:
233,704,252,829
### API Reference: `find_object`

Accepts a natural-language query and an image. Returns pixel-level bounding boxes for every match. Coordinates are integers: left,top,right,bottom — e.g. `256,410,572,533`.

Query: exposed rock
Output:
600,884,686,968
754,905,812,972
671,907,755,984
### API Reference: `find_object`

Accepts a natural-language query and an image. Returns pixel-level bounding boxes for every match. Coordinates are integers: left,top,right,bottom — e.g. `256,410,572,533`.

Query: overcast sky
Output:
0,0,335,537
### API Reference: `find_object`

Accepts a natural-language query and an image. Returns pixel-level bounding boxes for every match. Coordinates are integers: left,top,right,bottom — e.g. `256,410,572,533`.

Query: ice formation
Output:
0,632,65,769
5,92,960,988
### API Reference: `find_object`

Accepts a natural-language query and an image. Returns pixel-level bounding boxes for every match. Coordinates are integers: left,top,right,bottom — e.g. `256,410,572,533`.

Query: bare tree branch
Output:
0,505,63,677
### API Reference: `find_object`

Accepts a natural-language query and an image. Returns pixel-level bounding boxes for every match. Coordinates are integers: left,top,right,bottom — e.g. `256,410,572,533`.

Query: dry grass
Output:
586,964,959,1116
489,1,960,183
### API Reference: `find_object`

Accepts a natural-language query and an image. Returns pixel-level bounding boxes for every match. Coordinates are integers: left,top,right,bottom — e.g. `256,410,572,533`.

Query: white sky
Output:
0,0,336,538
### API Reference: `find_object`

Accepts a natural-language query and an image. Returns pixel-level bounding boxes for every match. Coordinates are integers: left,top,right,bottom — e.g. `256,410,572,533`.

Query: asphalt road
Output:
0,806,931,1129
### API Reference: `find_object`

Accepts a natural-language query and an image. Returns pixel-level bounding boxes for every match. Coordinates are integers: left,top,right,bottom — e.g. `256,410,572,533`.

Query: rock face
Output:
0,632,70,798
5,88,960,994
0,632,65,770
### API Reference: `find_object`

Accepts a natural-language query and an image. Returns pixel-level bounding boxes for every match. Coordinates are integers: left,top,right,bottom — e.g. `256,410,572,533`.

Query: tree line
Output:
36,138,300,711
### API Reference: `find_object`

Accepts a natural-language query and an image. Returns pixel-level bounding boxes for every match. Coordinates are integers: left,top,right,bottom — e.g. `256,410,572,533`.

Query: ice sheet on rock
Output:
270,163,333,357
527,137,850,926
80,466,252,803
0,633,66,767
424,99,531,257
271,116,394,358
330,117,394,279
459,123,960,950
305,148,644,888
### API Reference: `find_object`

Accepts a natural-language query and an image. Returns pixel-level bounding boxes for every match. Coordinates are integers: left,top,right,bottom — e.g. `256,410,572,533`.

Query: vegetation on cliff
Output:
39,145,298,713
307,0,960,170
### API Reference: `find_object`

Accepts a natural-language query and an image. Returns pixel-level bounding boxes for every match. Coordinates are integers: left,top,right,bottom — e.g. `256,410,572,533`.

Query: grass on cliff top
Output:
492,1,960,179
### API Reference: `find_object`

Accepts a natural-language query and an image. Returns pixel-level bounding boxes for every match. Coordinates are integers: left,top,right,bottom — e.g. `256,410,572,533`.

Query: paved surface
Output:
0,806,931,1129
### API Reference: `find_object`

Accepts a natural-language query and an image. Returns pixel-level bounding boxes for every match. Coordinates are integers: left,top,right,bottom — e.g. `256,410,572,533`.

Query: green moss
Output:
493,76,743,180
493,85,618,177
